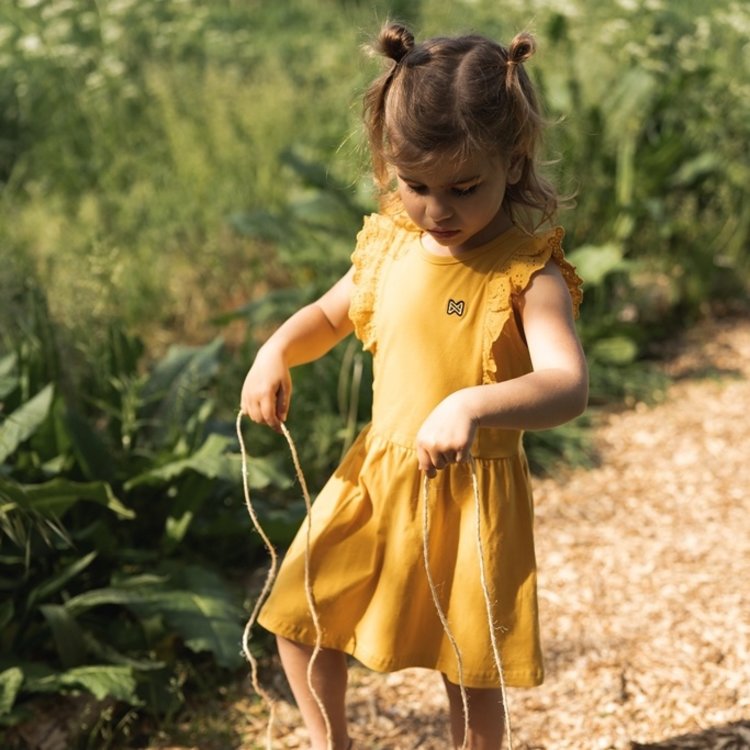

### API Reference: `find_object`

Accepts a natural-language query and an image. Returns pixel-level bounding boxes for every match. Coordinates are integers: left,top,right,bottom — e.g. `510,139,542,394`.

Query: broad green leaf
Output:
158,565,245,669
39,605,88,668
591,336,639,365
30,666,140,705
566,243,626,287
151,588,244,668
669,152,723,188
124,433,233,489
239,453,293,490
22,479,133,519
66,567,245,669
139,338,224,447
0,384,54,463
65,587,156,614
28,551,98,610
82,633,165,671
0,668,23,716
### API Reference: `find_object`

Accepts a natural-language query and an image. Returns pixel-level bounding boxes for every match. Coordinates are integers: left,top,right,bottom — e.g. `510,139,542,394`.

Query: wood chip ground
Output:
215,318,750,749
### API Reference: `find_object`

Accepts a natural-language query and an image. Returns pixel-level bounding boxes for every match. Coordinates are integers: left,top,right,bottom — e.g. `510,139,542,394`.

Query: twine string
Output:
236,412,333,750
421,473,471,750
236,411,278,750
238,413,513,749
278,422,333,748
468,457,513,749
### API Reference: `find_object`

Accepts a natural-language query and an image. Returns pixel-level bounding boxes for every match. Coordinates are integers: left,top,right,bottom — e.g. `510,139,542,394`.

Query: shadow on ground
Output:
631,719,750,749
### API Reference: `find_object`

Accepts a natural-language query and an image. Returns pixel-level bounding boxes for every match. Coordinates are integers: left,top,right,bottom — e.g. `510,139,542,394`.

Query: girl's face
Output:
395,151,521,255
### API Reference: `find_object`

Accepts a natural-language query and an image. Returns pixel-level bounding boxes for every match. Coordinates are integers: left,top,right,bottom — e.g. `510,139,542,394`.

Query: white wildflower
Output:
18,34,43,53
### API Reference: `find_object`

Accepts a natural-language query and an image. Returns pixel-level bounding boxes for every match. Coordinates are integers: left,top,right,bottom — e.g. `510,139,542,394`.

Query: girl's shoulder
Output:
349,201,419,352
482,226,583,383
505,226,583,318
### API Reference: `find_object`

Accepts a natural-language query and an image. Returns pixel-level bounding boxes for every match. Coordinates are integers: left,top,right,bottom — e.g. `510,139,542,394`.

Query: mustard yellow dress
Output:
258,208,582,688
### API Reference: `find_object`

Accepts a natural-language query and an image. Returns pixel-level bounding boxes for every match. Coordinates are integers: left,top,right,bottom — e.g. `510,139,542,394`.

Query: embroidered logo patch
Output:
447,299,465,317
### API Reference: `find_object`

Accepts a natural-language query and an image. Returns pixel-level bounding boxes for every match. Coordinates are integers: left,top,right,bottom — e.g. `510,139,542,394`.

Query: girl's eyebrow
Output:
398,173,481,186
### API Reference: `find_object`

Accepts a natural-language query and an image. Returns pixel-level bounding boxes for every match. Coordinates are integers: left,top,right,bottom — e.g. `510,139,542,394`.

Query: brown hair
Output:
363,23,561,228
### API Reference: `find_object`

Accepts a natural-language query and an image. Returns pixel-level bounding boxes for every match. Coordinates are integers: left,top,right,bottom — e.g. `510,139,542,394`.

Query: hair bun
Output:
508,32,536,65
378,23,415,63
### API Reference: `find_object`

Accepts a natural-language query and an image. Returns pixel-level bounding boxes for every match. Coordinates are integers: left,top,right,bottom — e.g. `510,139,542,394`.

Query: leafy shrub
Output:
0,284,299,736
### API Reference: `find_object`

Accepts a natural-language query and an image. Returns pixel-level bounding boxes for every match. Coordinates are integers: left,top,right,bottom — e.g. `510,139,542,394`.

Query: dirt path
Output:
232,317,750,750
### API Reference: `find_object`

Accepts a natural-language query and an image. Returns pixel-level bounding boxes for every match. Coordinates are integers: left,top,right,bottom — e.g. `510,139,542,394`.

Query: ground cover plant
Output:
0,0,748,745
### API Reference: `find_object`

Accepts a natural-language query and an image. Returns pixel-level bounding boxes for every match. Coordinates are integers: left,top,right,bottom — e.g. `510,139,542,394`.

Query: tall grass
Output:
2,0,747,356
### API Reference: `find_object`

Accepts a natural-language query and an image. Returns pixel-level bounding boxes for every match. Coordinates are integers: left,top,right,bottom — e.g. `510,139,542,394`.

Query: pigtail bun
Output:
505,32,536,89
377,23,415,64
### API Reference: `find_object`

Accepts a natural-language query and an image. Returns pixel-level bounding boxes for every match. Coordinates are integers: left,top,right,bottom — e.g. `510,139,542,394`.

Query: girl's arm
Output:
416,261,588,476
240,267,356,429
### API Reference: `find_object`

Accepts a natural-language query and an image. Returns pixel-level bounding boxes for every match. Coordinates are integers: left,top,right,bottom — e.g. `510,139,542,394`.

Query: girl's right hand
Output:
240,346,291,431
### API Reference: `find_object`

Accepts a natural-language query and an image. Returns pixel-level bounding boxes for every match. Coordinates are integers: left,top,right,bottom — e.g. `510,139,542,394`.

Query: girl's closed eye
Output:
403,182,479,197
452,183,480,197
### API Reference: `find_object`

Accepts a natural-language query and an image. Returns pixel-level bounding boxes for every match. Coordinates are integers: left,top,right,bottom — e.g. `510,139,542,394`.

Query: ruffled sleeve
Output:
482,226,583,384
349,212,416,353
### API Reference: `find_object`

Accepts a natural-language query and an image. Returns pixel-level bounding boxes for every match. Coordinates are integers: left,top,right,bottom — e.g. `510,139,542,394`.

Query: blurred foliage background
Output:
0,0,748,745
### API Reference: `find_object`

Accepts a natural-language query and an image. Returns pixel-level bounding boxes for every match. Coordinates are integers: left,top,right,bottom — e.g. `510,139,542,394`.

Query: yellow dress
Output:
258,209,582,689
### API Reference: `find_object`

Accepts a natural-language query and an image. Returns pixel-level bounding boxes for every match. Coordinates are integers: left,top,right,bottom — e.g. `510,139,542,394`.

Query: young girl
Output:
241,22,587,750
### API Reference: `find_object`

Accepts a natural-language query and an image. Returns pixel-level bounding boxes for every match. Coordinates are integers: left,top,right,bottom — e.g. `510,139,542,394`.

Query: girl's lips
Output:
429,229,460,239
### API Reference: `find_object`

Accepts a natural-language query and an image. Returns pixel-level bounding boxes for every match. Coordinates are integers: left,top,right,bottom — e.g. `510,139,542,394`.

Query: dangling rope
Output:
468,458,513,749
237,411,278,750
421,458,513,750
421,473,470,750
236,412,332,749
238,414,513,749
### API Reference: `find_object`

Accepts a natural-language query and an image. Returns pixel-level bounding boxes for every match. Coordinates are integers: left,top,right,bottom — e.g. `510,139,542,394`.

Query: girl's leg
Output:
276,635,351,750
442,675,506,750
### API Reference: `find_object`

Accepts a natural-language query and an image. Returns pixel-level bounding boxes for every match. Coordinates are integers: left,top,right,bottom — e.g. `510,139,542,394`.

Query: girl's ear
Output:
507,155,524,185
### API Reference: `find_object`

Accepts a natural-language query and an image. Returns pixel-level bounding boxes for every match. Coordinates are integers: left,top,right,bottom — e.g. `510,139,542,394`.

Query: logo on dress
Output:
446,299,465,317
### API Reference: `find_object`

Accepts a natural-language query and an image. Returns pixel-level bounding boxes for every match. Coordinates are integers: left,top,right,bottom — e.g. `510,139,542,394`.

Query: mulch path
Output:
229,317,750,749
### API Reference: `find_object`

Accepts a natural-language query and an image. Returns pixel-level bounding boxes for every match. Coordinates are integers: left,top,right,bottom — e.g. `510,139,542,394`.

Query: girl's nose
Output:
425,195,453,223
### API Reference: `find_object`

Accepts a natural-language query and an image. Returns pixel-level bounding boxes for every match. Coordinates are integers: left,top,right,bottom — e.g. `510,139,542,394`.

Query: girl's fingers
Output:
418,447,464,477
275,382,290,423
260,390,283,429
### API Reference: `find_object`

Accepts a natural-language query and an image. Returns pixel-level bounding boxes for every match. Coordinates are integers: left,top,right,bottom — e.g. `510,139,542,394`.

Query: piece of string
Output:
421,473,470,750
422,457,513,750
468,457,513,749
236,412,333,749
238,412,512,749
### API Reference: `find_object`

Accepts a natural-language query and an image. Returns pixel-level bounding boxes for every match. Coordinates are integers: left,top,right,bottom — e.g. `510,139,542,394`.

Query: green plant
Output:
0,285,298,738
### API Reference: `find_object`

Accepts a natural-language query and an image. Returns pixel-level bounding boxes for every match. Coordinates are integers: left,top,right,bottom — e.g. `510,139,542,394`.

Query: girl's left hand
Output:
416,391,479,478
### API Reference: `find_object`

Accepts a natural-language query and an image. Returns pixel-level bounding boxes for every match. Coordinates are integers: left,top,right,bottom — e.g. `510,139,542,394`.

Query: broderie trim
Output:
481,226,583,384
